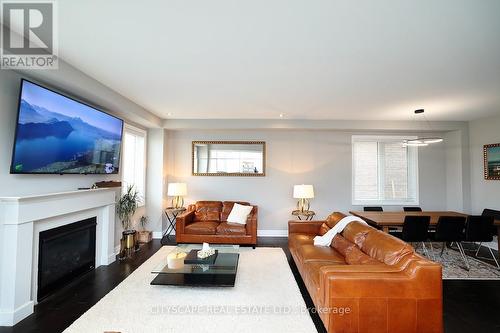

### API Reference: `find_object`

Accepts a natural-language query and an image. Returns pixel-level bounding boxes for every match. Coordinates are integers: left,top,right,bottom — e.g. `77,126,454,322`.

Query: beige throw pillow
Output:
227,203,253,225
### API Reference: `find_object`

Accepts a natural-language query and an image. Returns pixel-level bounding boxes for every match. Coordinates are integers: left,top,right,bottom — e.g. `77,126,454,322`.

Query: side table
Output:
291,210,316,221
162,207,187,243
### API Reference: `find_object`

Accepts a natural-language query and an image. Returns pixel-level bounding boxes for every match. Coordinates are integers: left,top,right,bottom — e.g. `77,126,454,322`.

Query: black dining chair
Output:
482,208,500,236
482,208,500,220
465,215,499,268
364,206,383,212
403,206,422,212
392,215,432,258
433,216,468,269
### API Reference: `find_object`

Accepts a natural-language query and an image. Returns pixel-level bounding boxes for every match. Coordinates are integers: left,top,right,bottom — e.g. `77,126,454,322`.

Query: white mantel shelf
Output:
0,188,117,326
0,188,116,202
0,188,117,226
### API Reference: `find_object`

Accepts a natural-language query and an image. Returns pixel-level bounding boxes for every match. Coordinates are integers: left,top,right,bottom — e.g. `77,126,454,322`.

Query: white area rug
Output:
64,247,316,333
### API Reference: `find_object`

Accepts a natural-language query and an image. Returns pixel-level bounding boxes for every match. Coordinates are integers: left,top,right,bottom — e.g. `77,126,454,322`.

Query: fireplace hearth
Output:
38,217,97,301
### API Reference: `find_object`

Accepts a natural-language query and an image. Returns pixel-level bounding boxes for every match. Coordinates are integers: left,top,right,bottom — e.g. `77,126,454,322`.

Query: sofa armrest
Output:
176,210,195,234
246,214,257,236
319,264,403,274
320,258,442,297
319,261,443,333
288,220,324,235
245,206,258,241
319,259,442,299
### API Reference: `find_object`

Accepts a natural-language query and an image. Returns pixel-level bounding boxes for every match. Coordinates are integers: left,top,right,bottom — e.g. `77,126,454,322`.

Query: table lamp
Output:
293,184,314,212
168,183,187,208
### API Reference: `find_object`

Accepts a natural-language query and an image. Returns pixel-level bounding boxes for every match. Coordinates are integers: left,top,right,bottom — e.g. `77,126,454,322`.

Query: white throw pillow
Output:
227,203,253,225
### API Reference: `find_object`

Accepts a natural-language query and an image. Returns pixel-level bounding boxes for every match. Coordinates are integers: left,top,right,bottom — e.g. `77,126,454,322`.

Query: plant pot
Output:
118,238,127,261
122,229,137,249
137,230,152,243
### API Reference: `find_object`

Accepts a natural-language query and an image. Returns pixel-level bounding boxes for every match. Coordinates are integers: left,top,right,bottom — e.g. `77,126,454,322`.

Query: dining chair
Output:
364,206,383,212
482,208,500,220
433,216,468,270
403,206,422,212
392,215,432,258
482,208,500,236
465,215,499,268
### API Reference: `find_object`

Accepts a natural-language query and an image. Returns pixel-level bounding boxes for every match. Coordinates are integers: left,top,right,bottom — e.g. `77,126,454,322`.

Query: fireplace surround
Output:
0,188,117,326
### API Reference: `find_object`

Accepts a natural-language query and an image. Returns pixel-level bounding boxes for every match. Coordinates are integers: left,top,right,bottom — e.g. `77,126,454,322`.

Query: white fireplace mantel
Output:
0,188,117,326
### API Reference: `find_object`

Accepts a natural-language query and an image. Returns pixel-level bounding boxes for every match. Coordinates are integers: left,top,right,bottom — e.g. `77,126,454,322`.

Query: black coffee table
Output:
151,250,239,287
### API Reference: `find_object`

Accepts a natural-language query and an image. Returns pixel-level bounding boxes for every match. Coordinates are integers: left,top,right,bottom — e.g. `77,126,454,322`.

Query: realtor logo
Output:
1,0,58,69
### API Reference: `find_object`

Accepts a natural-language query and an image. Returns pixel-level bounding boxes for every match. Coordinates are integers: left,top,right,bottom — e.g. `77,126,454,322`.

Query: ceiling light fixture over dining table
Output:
403,109,444,147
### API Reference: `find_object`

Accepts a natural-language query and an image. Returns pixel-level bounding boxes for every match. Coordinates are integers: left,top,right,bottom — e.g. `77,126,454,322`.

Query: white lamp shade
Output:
167,183,187,196
293,185,314,199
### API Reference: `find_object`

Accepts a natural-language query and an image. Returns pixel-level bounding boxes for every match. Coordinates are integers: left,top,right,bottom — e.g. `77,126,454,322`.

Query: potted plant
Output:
137,215,152,243
117,185,140,253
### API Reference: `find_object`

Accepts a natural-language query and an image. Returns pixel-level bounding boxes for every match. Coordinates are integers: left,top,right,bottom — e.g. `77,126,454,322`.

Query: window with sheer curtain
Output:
121,124,146,206
352,136,419,205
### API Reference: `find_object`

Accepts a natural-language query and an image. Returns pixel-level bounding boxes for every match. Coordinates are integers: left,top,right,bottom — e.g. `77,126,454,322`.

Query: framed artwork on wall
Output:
484,143,500,180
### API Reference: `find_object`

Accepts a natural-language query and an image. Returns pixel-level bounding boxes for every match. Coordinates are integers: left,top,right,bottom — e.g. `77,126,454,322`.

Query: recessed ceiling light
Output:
167,112,172,116
279,113,285,118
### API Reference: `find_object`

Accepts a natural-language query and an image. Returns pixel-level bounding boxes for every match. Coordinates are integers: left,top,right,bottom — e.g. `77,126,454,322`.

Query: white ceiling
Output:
58,0,500,121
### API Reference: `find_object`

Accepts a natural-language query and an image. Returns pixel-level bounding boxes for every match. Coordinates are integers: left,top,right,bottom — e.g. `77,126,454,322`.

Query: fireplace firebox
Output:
37,217,97,301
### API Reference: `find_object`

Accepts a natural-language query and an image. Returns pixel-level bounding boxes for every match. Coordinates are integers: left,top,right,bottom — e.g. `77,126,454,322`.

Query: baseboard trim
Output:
153,227,174,239
111,245,121,262
153,230,167,239
0,300,34,326
257,229,288,237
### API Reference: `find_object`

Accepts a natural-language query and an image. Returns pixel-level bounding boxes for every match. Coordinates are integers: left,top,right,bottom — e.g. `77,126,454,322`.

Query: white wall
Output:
444,130,468,211
145,129,168,237
469,114,500,214
165,129,449,232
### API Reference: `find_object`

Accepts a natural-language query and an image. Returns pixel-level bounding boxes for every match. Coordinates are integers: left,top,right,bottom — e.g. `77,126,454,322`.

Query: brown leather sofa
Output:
176,201,257,246
289,212,443,333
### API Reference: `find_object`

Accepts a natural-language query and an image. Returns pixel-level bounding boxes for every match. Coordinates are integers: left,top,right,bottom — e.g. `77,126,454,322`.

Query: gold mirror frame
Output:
192,141,266,176
484,143,500,180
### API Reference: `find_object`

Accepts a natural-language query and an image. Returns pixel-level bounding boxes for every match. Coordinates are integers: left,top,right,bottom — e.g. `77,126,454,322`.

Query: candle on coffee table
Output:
167,251,187,269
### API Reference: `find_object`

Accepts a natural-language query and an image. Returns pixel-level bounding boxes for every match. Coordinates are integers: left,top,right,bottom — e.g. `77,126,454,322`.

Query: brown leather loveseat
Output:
176,201,257,246
289,212,443,333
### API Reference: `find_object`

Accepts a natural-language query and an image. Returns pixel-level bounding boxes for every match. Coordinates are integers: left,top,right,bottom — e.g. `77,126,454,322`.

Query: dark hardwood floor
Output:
1,237,499,333
0,240,162,333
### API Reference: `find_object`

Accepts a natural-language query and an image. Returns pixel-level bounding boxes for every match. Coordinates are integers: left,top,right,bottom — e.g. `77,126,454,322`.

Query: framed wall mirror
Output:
192,141,266,176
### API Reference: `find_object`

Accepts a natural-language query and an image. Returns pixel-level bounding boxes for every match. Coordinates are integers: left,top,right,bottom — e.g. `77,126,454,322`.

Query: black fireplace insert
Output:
38,217,97,301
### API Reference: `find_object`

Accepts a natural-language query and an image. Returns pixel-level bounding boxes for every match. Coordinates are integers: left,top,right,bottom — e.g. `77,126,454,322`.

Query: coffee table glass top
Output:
151,244,239,279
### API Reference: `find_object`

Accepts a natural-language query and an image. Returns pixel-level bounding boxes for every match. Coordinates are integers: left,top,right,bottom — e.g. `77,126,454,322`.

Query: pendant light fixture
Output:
403,109,444,147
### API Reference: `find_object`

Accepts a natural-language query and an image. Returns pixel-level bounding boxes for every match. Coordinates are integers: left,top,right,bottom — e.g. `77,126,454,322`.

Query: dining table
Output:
349,210,500,256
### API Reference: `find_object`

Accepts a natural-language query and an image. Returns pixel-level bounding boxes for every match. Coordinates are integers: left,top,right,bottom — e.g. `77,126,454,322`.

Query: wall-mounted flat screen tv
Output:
10,79,124,174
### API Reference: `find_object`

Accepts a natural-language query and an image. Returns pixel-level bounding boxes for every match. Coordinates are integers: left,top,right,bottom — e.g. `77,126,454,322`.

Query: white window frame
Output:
351,135,419,206
121,124,147,207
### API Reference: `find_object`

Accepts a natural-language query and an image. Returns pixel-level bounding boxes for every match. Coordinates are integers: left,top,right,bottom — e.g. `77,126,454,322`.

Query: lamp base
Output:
172,196,184,209
296,198,310,212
